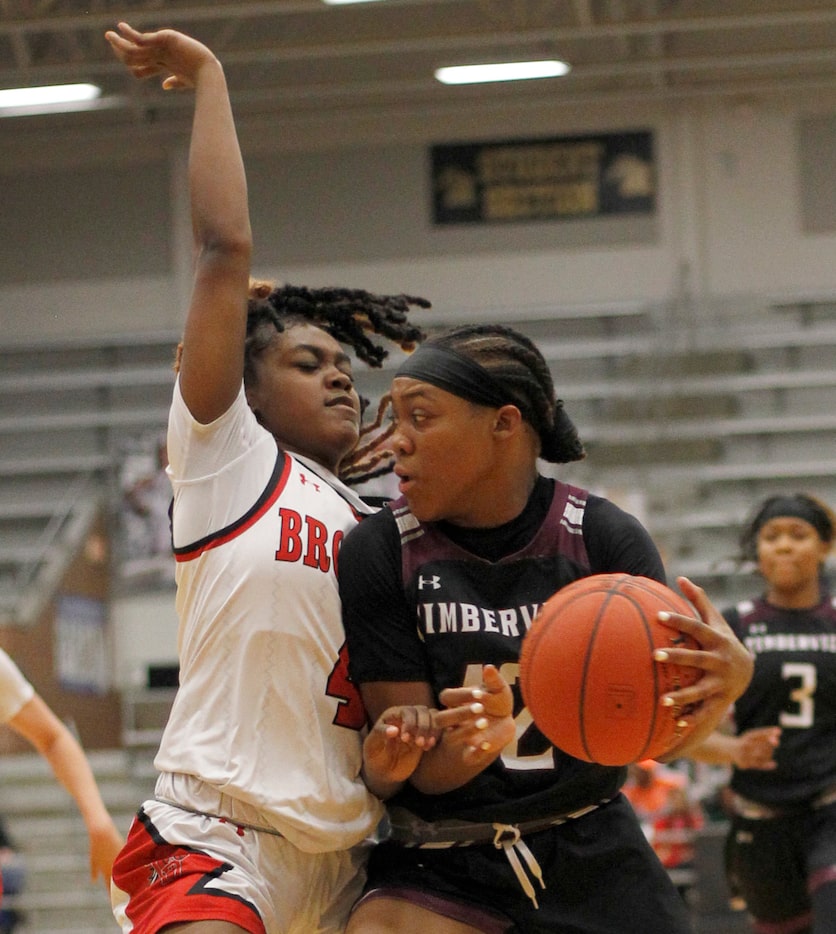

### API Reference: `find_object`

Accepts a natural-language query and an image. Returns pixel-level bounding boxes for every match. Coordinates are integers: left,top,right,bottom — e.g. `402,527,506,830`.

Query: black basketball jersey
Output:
727,591,836,807
340,477,666,827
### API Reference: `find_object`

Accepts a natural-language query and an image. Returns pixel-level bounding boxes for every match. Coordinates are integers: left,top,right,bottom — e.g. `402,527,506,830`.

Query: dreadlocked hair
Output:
246,281,429,485
244,281,427,372
340,393,399,486
427,324,586,465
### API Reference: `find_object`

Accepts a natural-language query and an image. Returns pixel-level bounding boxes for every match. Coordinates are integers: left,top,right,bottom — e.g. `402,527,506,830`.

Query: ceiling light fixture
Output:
0,83,102,116
435,60,571,85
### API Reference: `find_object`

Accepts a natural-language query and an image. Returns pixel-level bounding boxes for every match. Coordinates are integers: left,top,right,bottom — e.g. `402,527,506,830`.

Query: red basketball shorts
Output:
111,797,369,934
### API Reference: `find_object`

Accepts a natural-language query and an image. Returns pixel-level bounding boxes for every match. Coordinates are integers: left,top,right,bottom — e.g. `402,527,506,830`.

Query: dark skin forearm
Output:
360,665,516,795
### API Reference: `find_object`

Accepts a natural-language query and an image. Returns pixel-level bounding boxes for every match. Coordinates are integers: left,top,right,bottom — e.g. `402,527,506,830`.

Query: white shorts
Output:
111,774,371,934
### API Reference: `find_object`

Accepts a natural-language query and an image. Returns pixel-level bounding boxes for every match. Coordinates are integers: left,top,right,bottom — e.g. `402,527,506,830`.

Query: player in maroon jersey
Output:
689,493,836,934
339,324,754,934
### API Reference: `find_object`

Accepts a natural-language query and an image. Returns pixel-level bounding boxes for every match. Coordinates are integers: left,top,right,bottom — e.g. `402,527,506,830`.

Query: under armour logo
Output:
299,473,321,492
418,575,441,590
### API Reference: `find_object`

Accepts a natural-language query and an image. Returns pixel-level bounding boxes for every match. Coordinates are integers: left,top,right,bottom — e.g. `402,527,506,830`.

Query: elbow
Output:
407,772,463,796
205,228,252,262
197,235,252,277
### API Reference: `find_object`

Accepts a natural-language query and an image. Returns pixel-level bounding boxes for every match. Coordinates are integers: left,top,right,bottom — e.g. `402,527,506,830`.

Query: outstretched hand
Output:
105,21,217,90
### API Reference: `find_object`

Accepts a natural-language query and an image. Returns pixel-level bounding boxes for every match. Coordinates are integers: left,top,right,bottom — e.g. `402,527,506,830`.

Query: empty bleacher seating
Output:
2,299,836,616
0,332,178,626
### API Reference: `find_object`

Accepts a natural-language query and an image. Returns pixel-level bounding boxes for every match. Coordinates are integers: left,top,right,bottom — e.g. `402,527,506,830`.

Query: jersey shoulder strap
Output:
531,480,591,570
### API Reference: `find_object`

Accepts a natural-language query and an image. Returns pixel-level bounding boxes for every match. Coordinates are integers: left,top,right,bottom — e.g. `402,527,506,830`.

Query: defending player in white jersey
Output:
105,23,479,934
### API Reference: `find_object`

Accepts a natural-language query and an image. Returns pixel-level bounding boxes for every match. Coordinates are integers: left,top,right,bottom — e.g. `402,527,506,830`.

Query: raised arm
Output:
106,22,252,423
7,695,123,884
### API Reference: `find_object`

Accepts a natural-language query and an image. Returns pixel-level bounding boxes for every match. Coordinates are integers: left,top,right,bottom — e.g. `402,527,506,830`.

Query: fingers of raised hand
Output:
106,23,200,86
105,23,154,58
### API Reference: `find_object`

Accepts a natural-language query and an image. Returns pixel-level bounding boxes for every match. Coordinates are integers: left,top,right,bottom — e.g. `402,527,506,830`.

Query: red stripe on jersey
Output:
174,452,291,563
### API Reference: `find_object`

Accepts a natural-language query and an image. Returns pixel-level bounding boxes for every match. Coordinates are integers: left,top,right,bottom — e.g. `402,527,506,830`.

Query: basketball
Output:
519,573,702,766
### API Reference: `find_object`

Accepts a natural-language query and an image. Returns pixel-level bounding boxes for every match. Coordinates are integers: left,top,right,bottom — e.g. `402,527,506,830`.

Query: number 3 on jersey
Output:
326,642,367,730
781,661,816,728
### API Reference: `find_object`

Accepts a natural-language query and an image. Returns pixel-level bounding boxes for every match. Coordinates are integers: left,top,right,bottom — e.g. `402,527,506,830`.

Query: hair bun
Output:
540,405,585,464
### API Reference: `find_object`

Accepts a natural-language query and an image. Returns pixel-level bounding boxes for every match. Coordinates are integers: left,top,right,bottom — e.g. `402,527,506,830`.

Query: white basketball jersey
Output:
154,382,384,853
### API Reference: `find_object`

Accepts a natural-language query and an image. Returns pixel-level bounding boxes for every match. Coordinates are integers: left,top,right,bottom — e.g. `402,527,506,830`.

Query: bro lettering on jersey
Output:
274,505,344,574
176,462,357,576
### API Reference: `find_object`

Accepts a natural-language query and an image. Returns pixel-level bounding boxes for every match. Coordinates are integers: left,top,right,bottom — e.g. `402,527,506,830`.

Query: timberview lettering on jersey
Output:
417,601,543,637
744,632,836,654
274,506,344,573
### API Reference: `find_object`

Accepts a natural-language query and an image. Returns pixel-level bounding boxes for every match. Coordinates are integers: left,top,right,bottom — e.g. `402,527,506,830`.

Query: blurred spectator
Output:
622,759,687,828
622,760,703,901
118,433,174,587
0,815,24,934
652,785,704,900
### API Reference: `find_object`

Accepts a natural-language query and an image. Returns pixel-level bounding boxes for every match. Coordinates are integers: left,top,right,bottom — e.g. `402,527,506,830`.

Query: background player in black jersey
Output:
688,492,836,934
339,323,754,934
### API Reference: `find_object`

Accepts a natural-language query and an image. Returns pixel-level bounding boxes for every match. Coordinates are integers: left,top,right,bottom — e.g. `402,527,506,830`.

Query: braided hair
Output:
425,324,585,464
244,281,429,485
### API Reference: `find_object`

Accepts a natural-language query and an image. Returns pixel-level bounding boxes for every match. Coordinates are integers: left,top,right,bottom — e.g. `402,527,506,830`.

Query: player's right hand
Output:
105,22,217,90
733,725,781,770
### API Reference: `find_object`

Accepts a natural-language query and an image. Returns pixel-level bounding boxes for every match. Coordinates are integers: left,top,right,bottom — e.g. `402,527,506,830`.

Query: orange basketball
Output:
519,573,702,766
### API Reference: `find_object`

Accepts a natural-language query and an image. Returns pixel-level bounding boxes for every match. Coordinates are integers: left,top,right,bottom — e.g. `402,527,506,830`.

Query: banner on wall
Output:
431,130,655,225
55,595,109,694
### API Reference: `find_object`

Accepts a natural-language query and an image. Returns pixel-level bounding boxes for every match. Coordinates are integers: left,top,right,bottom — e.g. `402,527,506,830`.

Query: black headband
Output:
394,341,586,465
395,344,512,409
755,496,833,542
